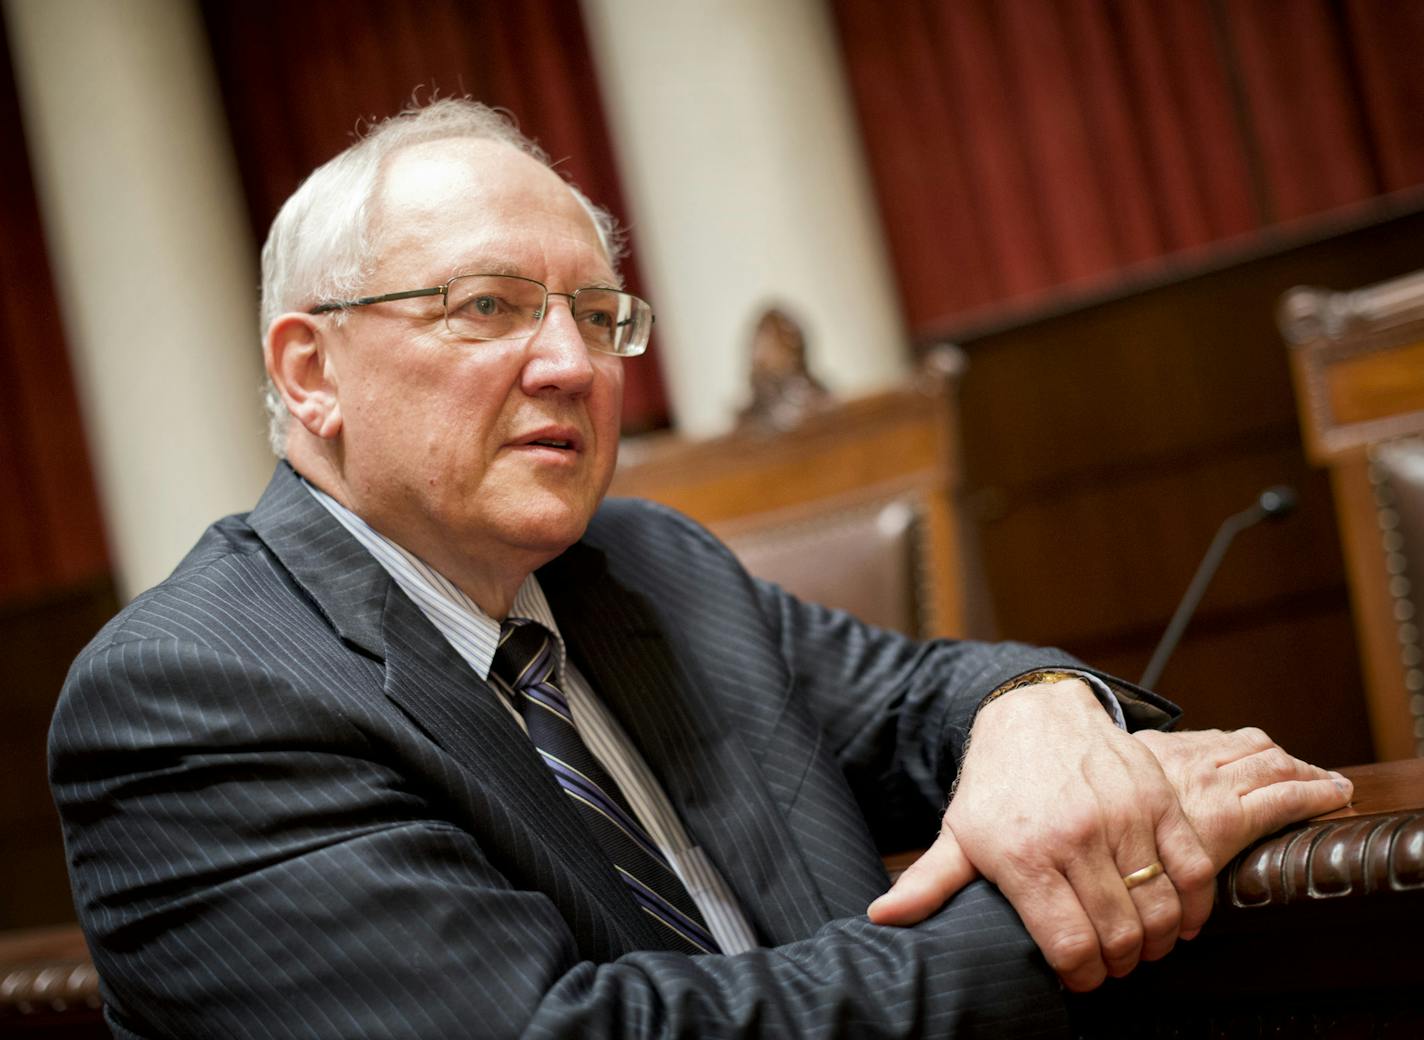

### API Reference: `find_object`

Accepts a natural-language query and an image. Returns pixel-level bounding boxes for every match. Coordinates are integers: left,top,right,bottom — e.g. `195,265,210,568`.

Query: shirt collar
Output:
302,479,568,680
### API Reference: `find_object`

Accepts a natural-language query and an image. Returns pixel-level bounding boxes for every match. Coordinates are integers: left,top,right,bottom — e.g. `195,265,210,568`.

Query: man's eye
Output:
579,309,614,327
471,295,500,316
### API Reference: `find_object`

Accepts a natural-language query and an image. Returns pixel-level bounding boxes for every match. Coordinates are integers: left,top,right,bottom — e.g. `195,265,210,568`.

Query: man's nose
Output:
523,295,595,394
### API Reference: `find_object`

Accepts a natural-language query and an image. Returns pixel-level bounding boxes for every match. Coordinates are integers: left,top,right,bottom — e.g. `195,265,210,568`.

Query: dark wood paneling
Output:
948,204,1424,765
1086,598,1371,767
975,439,1338,646
0,580,120,929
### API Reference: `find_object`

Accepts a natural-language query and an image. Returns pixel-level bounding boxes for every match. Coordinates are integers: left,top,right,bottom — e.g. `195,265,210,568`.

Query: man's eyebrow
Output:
448,263,623,291
451,260,522,279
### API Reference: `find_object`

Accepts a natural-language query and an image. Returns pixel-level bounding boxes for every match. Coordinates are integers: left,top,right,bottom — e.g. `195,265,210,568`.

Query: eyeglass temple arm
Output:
308,286,445,314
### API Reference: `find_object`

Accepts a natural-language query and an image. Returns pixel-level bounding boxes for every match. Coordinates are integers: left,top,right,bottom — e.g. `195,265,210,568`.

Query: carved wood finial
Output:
735,305,833,435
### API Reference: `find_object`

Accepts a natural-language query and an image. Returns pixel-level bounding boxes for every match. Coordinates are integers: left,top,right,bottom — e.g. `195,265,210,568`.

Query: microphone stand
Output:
1139,487,1297,690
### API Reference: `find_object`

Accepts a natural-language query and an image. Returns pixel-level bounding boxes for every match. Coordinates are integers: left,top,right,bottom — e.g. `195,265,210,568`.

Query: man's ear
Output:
264,314,342,440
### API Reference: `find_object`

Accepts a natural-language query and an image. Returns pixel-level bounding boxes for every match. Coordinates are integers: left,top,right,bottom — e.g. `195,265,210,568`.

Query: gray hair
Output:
259,98,625,455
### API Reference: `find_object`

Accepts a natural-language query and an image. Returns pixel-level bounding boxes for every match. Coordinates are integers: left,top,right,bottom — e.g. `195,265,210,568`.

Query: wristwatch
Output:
978,669,1127,728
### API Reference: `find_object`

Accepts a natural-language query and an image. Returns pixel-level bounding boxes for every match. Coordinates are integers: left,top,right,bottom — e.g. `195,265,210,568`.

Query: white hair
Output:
258,98,625,455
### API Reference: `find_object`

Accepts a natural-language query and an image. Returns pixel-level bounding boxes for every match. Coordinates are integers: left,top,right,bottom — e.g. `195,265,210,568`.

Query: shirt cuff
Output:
1076,672,1128,729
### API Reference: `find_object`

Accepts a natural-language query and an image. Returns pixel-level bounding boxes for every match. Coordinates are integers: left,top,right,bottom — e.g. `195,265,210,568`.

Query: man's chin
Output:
498,500,597,557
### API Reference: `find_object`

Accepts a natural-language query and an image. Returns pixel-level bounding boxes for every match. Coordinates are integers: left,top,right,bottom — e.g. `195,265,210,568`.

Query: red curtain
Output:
199,0,668,432
1344,1,1424,191
1226,0,1379,222
0,14,111,605
831,0,1421,335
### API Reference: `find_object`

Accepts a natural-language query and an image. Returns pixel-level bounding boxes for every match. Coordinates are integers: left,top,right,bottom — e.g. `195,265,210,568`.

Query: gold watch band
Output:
978,669,1084,714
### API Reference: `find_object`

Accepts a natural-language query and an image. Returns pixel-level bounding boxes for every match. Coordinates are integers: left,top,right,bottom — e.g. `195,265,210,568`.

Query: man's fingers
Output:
1131,880,1184,957
1002,870,1109,992
1124,864,1181,964
1134,725,1350,943
1173,872,1215,941
867,827,976,926
1063,852,1151,979
1199,725,1277,767
1228,744,1335,792
1152,800,1216,939
1240,775,1353,835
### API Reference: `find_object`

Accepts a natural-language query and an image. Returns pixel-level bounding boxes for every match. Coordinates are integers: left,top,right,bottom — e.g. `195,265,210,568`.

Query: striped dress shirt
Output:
306,482,759,953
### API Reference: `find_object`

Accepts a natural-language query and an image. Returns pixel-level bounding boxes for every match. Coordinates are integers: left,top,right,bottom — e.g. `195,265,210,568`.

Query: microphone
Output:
1139,485,1298,689
1255,485,1299,519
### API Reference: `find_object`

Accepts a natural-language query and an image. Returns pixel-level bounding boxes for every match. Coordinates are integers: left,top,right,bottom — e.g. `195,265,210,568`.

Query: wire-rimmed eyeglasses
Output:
308,273,654,357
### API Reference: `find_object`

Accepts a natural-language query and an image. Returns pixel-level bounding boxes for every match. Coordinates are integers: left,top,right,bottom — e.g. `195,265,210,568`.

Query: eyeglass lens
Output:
444,274,649,356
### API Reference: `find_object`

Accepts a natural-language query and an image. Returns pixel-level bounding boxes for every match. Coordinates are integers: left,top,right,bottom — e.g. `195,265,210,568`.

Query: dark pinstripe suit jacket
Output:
51,463,1177,1038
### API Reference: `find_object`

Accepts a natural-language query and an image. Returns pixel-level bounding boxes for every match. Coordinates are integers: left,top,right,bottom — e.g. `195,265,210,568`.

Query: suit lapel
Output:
248,464,666,956
375,586,669,955
541,543,831,945
247,462,388,657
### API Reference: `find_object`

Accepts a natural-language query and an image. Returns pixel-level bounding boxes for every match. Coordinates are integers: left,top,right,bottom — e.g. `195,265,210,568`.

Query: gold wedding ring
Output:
1121,861,1165,890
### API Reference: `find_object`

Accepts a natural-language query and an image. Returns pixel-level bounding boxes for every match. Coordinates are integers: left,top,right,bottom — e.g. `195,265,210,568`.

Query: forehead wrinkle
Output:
375,141,616,290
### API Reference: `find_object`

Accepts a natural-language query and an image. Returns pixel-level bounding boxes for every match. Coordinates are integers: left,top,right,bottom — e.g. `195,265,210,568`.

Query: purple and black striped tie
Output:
492,617,720,954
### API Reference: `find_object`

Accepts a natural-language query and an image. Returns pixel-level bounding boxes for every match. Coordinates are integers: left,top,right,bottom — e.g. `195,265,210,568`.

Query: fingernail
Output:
1329,771,1352,796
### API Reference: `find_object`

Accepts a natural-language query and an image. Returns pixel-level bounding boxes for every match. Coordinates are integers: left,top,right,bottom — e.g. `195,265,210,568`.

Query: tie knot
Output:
492,618,556,692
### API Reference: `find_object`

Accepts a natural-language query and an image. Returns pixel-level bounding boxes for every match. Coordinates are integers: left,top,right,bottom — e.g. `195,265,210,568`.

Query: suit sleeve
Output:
52,634,1071,1040
583,498,1177,880
750,567,1180,855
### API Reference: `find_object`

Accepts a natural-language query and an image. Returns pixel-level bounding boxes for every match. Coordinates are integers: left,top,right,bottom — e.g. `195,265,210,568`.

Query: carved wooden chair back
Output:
608,347,976,640
1281,269,1424,759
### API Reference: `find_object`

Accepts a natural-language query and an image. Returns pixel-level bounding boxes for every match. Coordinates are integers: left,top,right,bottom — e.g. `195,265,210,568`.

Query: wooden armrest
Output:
1064,759,1423,1035
0,923,103,1031
882,759,1424,896
1226,759,1422,912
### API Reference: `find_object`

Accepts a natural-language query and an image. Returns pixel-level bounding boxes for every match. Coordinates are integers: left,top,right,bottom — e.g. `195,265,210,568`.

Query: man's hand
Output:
1131,726,1352,874
870,679,1212,991
867,680,1352,992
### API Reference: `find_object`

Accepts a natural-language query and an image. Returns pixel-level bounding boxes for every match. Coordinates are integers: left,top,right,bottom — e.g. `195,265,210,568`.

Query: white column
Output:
4,0,271,600
581,0,909,437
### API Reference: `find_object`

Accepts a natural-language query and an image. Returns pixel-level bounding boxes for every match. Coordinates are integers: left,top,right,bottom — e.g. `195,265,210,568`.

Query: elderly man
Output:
51,100,1349,1039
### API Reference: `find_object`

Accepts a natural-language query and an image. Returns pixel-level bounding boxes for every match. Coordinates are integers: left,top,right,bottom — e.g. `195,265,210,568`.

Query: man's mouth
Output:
513,428,583,453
